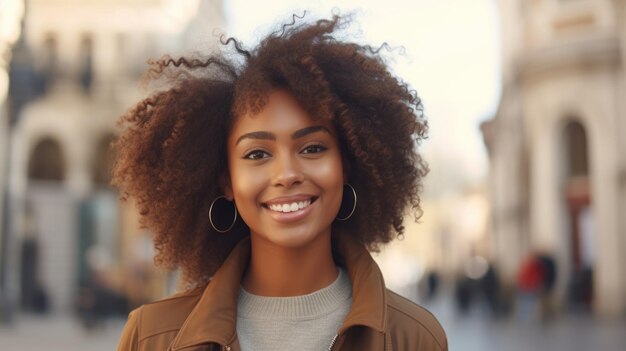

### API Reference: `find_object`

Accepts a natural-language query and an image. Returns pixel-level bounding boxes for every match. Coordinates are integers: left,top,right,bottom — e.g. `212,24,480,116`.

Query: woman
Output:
115,14,447,351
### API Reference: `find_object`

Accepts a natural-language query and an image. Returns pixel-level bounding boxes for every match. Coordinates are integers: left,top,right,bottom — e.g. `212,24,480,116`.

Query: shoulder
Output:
385,289,448,351
116,287,204,351
135,287,204,334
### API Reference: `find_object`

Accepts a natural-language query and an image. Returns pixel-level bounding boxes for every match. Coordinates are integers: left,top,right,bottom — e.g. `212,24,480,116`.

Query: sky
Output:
224,0,502,195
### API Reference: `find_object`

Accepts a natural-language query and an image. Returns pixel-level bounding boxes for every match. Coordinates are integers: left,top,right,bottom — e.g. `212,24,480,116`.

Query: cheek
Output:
313,152,345,201
317,160,343,186
230,164,264,205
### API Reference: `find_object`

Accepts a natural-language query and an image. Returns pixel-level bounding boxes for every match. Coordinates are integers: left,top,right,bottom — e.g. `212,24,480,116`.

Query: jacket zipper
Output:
327,334,339,351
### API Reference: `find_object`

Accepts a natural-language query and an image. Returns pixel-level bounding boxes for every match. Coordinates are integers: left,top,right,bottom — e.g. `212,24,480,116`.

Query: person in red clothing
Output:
517,252,557,321
518,254,545,293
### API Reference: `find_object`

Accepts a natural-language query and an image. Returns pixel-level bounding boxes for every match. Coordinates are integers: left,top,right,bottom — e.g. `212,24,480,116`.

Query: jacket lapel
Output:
170,238,251,350
169,233,388,350
335,233,387,335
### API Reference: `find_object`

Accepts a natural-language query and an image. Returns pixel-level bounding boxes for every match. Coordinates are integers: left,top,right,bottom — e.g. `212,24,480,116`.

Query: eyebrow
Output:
235,125,331,145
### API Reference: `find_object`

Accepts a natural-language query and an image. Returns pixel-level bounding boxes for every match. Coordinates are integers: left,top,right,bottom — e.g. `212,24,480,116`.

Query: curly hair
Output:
112,14,428,287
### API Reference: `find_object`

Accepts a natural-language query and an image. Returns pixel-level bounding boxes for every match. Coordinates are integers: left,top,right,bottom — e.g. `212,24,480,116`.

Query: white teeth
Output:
268,199,312,213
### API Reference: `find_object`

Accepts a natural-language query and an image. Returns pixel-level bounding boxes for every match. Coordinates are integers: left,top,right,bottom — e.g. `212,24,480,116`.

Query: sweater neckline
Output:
237,267,352,320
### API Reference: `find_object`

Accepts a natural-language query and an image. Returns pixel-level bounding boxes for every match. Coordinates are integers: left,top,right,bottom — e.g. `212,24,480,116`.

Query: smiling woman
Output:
113,13,446,351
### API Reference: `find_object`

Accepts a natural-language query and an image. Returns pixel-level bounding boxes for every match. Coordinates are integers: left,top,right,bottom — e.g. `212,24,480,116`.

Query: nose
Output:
272,152,304,188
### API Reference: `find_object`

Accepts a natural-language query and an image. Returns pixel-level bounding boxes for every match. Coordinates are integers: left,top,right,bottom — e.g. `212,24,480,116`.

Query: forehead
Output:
230,90,335,138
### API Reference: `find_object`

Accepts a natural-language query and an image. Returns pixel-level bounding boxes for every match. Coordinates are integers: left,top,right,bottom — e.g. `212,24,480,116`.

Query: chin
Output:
256,226,331,250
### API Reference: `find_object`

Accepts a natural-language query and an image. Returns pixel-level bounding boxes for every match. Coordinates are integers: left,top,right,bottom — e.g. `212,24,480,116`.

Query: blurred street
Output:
0,314,125,351
1,296,625,351
424,294,626,351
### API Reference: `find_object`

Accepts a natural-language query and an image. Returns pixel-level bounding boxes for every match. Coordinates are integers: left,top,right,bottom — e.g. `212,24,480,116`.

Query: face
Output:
225,90,344,249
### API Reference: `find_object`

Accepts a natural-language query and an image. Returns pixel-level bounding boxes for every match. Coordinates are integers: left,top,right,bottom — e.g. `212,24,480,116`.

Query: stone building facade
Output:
1,0,225,317
484,0,626,316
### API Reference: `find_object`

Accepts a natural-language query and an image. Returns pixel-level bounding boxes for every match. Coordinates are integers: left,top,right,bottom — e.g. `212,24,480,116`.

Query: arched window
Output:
79,35,93,93
564,121,589,177
40,33,58,93
28,138,65,181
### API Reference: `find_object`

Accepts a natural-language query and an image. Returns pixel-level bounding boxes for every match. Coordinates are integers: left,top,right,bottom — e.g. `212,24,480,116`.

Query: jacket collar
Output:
170,233,387,350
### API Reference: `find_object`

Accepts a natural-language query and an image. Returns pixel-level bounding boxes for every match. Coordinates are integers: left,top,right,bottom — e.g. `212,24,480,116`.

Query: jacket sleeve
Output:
117,308,141,351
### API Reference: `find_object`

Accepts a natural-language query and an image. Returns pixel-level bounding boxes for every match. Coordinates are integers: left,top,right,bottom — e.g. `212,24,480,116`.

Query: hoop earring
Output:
208,196,238,233
336,184,357,221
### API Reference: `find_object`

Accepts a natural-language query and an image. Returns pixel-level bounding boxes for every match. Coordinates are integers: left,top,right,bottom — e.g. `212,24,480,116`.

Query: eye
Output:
243,149,270,160
301,144,328,154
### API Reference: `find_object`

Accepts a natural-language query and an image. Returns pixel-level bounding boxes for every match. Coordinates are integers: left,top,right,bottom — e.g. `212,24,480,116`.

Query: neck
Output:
242,232,338,297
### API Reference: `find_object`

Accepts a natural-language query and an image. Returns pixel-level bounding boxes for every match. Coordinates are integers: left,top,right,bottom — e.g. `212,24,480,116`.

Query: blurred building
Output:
0,0,27,321
1,0,225,318
483,0,626,316
374,185,491,304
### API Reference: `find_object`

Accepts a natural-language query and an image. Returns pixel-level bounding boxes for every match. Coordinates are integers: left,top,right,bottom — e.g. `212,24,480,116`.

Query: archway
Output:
22,137,67,312
27,138,65,182
561,120,594,308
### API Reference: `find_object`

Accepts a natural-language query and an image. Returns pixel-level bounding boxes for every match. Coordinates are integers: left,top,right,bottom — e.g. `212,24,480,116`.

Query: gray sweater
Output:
236,268,352,351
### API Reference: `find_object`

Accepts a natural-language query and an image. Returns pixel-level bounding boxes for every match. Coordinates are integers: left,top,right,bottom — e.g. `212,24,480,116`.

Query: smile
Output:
262,196,318,213
268,199,311,213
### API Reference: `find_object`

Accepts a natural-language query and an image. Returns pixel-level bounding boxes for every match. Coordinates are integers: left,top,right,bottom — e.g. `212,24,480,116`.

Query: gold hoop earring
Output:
208,196,238,233
336,184,357,221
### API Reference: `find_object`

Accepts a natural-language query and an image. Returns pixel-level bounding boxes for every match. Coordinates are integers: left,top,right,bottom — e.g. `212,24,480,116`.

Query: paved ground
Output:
0,313,125,351
423,295,626,351
0,298,625,350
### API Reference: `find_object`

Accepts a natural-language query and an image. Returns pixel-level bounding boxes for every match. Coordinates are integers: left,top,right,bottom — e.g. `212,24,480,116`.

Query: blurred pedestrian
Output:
517,253,544,320
537,254,557,320
454,273,474,315
19,204,50,315
77,245,129,329
480,263,502,318
420,270,441,301
517,252,557,321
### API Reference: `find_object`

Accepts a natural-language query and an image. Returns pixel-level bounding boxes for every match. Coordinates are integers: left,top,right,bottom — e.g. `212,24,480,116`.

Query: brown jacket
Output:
117,235,447,351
